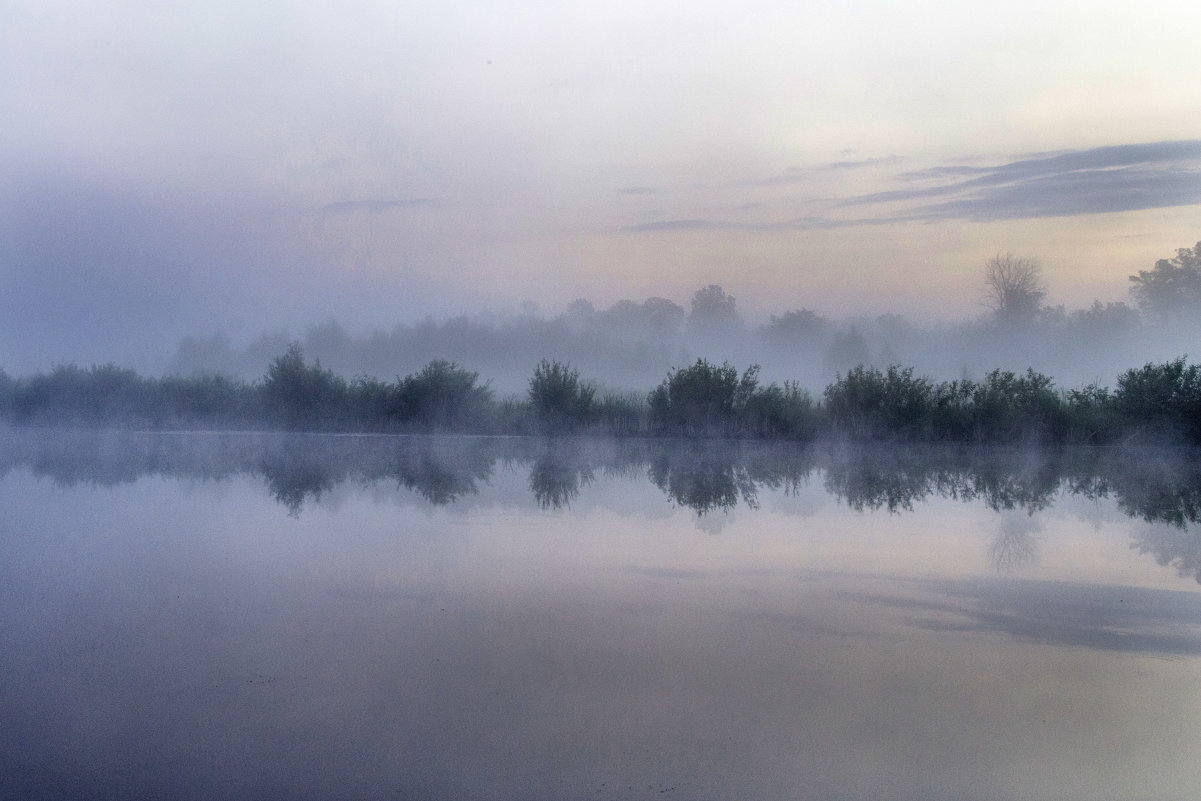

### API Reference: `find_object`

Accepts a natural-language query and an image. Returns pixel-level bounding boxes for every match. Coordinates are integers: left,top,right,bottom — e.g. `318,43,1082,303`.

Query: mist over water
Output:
3,430,1201,800
6,4,1201,796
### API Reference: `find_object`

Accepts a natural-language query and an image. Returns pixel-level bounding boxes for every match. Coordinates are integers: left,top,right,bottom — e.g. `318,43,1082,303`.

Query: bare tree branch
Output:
983,253,1045,322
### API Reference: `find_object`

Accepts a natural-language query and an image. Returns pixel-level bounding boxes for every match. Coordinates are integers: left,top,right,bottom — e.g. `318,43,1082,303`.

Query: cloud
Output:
625,218,722,233
320,198,434,215
729,156,905,189
848,140,1201,221
620,140,1201,234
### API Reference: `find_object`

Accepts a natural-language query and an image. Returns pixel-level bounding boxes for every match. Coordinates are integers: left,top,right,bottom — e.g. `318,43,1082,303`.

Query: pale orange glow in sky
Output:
2,0,1199,366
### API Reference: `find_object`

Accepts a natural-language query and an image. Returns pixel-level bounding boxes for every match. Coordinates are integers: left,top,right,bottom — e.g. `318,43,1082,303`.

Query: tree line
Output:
161,241,1201,398
3,343,1200,445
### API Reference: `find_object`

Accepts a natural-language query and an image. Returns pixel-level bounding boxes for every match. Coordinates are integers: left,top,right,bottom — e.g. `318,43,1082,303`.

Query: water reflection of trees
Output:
5,429,1201,579
529,442,595,510
989,513,1041,573
819,445,1064,514
649,450,757,514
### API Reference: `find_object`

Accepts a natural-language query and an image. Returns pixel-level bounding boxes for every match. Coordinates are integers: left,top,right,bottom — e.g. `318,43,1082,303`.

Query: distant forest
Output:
2,241,1200,445
155,241,1201,395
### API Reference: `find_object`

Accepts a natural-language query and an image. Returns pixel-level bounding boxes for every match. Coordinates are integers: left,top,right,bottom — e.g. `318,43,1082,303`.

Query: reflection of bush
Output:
7,431,1201,583
1104,450,1201,528
392,447,493,506
259,450,341,517
649,449,758,515
820,445,1065,514
529,454,593,510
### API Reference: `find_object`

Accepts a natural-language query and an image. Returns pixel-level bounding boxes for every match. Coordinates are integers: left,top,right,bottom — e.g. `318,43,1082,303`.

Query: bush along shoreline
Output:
2,345,1199,445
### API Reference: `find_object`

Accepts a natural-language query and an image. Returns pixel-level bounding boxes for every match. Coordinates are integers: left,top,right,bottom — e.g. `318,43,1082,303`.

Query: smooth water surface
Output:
2,431,1200,800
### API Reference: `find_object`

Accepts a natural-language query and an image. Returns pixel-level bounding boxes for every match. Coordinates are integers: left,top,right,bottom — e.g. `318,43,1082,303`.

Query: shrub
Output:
13,363,157,425
528,359,595,430
1114,358,1201,442
347,375,397,430
594,392,648,436
969,369,1066,443
261,343,349,430
930,379,977,441
824,365,933,439
0,368,13,420
395,360,494,430
741,381,818,439
649,359,758,436
158,373,251,426
1064,383,1118,444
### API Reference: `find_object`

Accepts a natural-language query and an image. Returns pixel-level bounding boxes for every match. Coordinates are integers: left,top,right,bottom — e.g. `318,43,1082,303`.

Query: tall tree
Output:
983,253,1045,323
1129,241,1201,319
687,284,743,337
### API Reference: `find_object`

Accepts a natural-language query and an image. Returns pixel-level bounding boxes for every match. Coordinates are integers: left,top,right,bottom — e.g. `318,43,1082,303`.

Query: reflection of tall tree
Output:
1131,524,1201,583
528,442,594,510
989,512,1040,573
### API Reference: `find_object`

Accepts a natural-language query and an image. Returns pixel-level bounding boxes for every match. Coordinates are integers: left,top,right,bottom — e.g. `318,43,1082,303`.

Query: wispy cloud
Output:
732,156,904,188
621,141,1201,234
626,219,723,233
848,140,1201,221
320,198,433,215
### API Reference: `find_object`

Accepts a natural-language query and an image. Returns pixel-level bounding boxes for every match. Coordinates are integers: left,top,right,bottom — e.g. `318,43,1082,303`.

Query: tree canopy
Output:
1129,241,1201,319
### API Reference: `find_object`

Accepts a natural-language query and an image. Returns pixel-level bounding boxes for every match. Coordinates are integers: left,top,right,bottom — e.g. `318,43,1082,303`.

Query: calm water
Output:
2,430,1201,800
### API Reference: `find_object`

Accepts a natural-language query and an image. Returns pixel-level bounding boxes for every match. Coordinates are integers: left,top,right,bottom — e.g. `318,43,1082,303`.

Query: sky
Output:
2,0,1200,371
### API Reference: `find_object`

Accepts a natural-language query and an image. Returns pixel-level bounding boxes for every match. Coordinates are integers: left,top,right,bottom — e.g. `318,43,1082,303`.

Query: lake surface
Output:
2,430,1201,800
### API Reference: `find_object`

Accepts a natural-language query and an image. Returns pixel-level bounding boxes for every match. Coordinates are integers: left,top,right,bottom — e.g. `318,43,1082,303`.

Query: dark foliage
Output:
824,365,934,440
394,359,494,430
1129,241,1201,319
528,359,595,431
648,359,758,436
262,343,349,430
4,348,1201,447
1114,357,1201,442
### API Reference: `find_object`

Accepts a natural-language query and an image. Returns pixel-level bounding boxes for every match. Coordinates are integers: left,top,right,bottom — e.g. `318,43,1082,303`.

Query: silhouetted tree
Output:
823,326,870,374
983,253,1045,323
1129,241,1201,319
761,309,828,346
687,284,743,337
